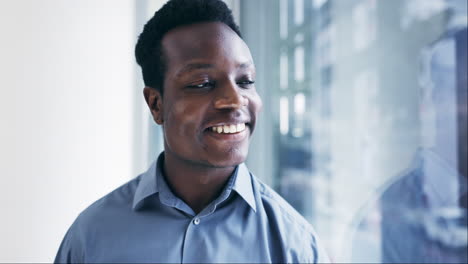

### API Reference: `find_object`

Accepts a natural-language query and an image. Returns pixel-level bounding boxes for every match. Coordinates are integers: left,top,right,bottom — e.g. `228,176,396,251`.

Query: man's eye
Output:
187,81,215,89
237,80,255,88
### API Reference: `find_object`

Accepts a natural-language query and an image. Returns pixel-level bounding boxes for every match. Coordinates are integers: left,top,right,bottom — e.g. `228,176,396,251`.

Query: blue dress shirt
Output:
55,153,330,263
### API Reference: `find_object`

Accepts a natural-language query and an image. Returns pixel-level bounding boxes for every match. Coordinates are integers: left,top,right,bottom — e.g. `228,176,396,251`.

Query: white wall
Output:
0,0,138,262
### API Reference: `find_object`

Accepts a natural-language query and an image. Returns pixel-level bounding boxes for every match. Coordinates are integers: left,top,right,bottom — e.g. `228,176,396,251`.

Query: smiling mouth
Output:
209,123,246,134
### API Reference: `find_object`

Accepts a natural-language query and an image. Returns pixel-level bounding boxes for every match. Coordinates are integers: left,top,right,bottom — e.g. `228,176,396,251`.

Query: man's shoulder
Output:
55,174,147,262
74,175,142,229
250,174,315,235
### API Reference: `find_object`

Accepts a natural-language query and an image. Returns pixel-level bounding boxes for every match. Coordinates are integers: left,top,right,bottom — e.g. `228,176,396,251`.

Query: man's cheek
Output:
252,92,263,112
169,104,201,137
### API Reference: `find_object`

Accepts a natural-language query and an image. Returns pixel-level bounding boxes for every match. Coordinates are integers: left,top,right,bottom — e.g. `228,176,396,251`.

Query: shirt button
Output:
193,218,200,225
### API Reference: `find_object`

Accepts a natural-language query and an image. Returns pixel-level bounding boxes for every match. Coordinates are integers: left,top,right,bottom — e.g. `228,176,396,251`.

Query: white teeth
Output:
237,123,245,132
211,123,246,134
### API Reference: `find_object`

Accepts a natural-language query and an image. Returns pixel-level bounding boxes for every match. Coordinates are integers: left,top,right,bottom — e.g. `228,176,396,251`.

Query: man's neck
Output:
162,152,236,214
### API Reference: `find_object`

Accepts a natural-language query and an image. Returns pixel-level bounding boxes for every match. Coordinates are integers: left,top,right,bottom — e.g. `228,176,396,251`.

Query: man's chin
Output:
204,152,248,168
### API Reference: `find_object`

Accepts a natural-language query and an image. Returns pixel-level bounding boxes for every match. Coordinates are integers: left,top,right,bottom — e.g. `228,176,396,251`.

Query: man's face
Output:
156,22,262,168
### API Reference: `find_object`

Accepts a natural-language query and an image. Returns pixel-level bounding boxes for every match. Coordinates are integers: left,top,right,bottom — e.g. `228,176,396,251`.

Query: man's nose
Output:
214,80,248,109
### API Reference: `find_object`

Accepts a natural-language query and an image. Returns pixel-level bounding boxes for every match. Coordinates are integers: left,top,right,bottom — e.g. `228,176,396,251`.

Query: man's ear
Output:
143,86,164,125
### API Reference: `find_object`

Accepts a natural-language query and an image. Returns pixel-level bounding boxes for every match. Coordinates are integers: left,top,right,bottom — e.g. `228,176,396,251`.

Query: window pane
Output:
294,45,305,82
280,0,288,39
294,0,304,25
280,53,288,90
240,0,468,263
353,0,377,51
280,96,289,135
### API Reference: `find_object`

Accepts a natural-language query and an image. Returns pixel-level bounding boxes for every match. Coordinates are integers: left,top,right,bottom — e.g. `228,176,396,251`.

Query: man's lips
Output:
204,118,251,132
209,123,247,134
202,120,251,143
204,124,249,141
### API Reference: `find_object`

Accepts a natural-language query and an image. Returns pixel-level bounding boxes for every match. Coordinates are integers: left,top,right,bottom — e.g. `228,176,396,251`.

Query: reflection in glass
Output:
239,0,467,262
378,27,467,264
352,0,377,52
350,3,467,262
294,46,305,82
280,96,289,136
294,0,304,25
279,0,288,39
280,53,288,90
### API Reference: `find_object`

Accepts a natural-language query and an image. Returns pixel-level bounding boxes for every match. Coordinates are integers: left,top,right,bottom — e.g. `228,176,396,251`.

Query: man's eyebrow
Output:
176,63,214,77
238,61,254,70
176,61,255,77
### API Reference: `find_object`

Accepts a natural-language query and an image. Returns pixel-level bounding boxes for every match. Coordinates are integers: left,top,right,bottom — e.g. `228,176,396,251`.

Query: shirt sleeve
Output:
54,220,85,263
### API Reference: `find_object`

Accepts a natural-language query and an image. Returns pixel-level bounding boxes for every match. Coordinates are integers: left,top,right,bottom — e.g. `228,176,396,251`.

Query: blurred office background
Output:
0,0,466,262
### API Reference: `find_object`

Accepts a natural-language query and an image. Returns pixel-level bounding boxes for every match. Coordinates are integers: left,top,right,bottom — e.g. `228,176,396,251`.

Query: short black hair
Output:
135,0,242,94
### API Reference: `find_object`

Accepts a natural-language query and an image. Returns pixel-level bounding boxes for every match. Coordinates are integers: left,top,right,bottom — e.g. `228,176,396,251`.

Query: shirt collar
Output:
132,152,257,212
132,155,161,210
232,163,257,212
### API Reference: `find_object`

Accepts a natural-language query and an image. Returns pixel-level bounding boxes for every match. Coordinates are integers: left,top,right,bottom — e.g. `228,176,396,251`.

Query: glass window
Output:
294,45,305,82
294,0,304,25
280,96,289,135
240,0,468,262
352,0,377,52
280,52,289,90
279,0,288,39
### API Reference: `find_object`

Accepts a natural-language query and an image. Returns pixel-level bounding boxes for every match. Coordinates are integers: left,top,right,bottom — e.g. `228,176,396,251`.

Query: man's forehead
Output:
161,22,253,71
